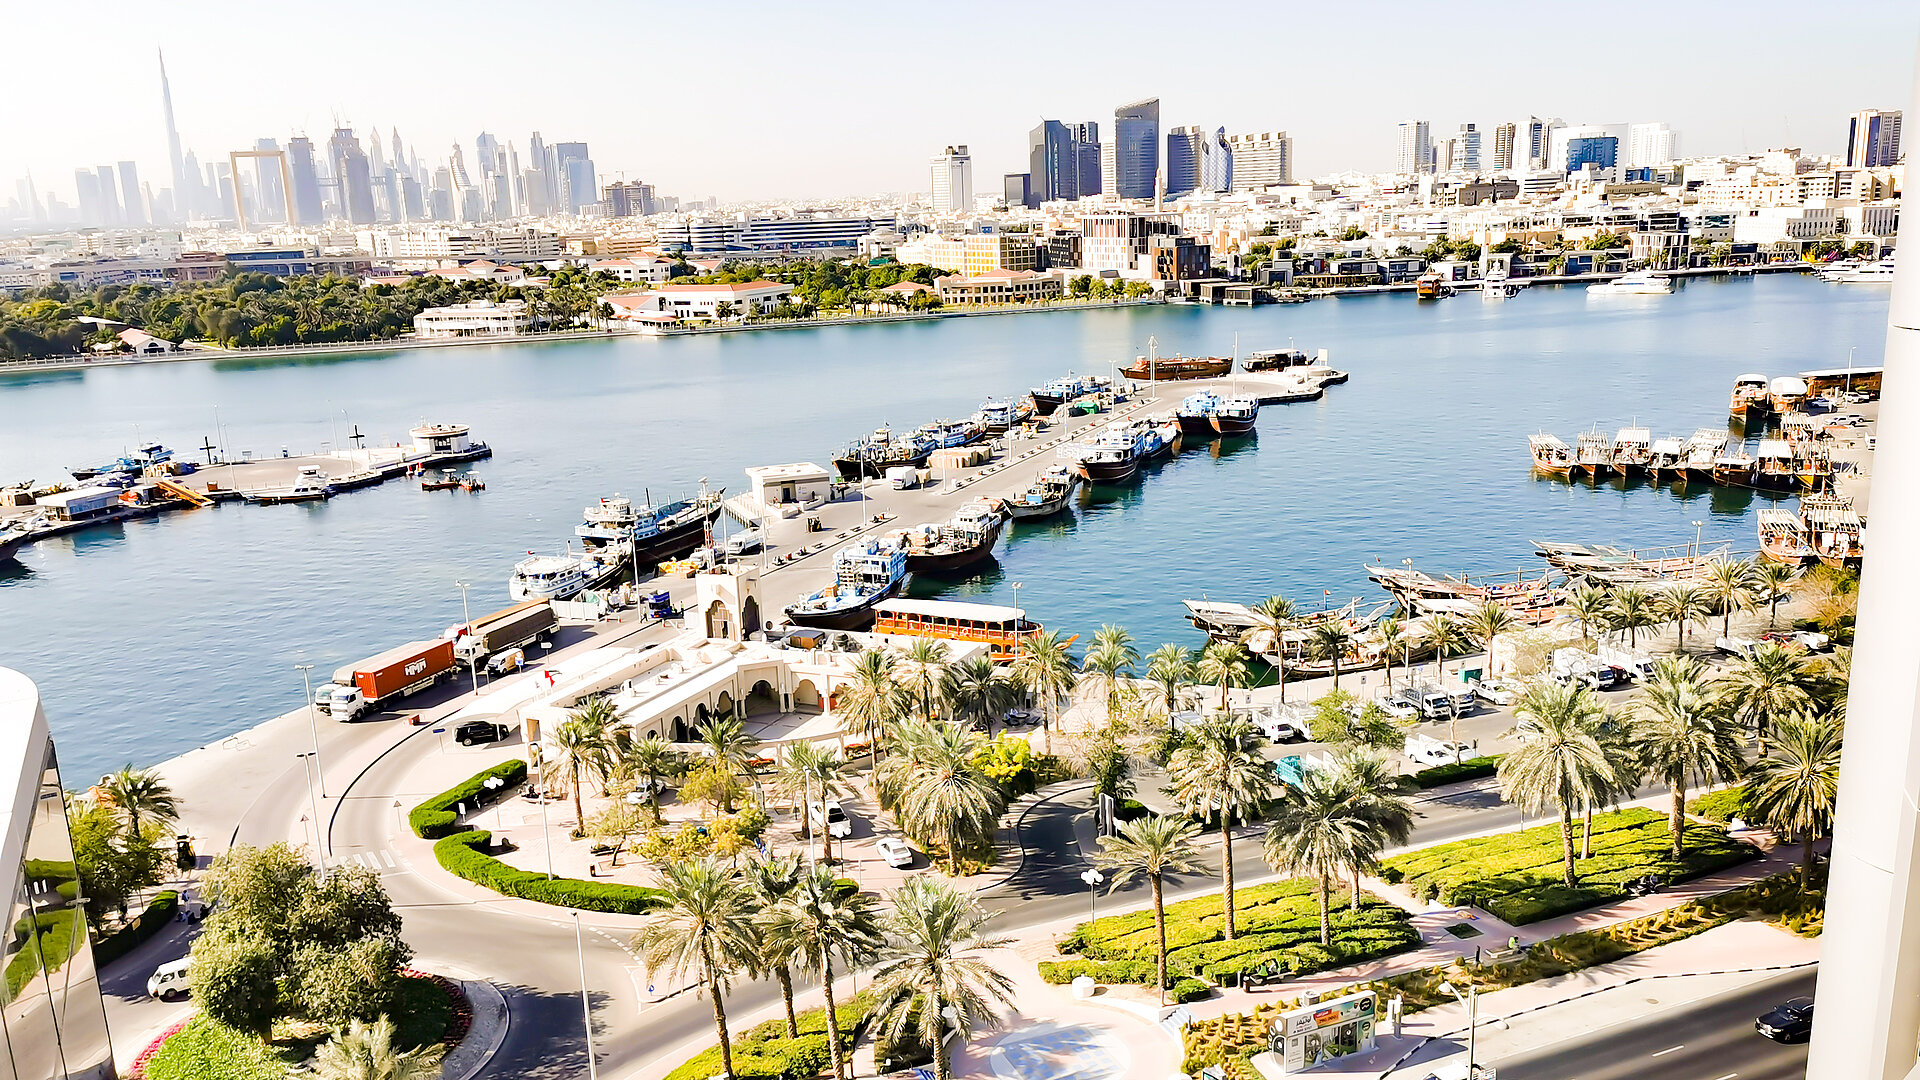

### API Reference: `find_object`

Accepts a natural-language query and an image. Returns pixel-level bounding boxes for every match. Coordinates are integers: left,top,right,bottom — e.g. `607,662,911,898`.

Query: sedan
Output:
876,837,915,869
1756,996,1815,1042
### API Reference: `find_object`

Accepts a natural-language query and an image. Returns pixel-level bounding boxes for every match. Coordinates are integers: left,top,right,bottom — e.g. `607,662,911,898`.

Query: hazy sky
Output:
9,0,1917,205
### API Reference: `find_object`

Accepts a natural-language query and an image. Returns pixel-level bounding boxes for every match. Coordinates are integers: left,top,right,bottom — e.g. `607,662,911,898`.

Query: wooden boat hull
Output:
905,517,1006,573
1031,393,1068,416
785,581,904,631
1078,454,1142,484
834,447,933,481
1007,492,1072,520
1176,414,1217,437
1120,358,1232,381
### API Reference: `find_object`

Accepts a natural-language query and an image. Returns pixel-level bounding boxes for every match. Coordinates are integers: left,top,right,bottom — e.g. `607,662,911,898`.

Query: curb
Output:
442,973,510,1080
972,780,1093,895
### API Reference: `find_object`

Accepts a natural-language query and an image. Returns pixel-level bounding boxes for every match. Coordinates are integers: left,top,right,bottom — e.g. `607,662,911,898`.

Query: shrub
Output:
1688,785,1749,823
138,1016,297,1080
1169,977,1212,1003
1038,958,1158,984
1409,755,1505,789
434,831,667,914
92,890,178,968
663,992,871,1080
409,759,529,840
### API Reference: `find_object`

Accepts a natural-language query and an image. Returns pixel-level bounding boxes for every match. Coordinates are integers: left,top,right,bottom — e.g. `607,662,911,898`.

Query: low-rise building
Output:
934,269,1062,305
587,258,674,283
604,280,795,321
412,299,531,338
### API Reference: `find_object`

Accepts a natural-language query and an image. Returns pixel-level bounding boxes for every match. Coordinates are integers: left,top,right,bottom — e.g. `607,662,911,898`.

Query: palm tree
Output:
1308,621,1355,689
940,655,1016,733
900,724,1005,875
1263,771,1374,945
778,742,847,862
695,714,757,813
100,766,179,839
1166,714,1273,940
741,853,808,1037
1092,624,1139,668
1498,682,1617,886
1714,643,1817,749
1656,583,1712,650
1243,596,1297,702
1608,586,1657,650
903,638,950,720
1078,639,1136,726
1632,657,1747,858
1565,584,1611,643
308,1017,445,1080
1376,617,1407,691
546,713,611,828
867,879,1014,1080
1466,602,1518,678
1705,557,1759,638
1326,752,1415,910
1195,640,1250,713
839,650,910,769
633,857,758,1080
1422,615,1466,681
1095,815,1208,994
1746,713,1843,885
1012,629,1076,754
623,738,678,823
1143,643,1196,716
763,864,885,1080
1753,561,1801,628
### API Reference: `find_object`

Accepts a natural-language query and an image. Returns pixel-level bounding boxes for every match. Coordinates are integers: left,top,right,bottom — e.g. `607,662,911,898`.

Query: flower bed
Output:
1379,807,1759,924
1407,754,1505,789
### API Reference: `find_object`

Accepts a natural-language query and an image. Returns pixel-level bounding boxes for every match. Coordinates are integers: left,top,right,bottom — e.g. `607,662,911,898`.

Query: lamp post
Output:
484,775,505,835
1010,580,1024,698
534,753,557,880
1439,980,1480,1078
295,664,327,798
1690,519,1705,560
574,912,600,1080
456,580,478,695
1080,867,1104,922
296,751,326,879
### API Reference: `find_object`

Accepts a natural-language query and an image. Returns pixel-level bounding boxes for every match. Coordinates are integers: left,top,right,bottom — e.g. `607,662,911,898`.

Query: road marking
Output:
1650,1045,1685,1057
1710,1073,1738,1080
381,850,396,868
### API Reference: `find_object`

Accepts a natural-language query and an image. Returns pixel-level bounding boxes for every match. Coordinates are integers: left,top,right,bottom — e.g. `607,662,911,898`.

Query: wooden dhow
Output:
1757,507,1814,565
1801,495,1864,568
1573,431,1614,479
1529,433,1575,476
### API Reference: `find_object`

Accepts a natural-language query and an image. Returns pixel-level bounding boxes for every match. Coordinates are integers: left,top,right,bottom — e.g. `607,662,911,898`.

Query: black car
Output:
455,720,511,746
1756,997,1815,1042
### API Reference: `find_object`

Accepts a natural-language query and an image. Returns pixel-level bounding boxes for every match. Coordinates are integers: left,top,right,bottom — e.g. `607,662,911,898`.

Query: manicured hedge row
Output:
1036,958,1212,1002
434,831,667,914
1688,785,1749,823
93,890,179,967
1408,755,1505,789
409,759,529,840
664,992,871,1080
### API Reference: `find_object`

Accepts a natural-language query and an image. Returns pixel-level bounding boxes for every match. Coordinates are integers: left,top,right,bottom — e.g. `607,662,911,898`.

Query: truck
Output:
314,639,456,720
1405,733,1475,767
1596,643,1656,681
1255,702,1311,743
1410,683,1456,720
449,599,557,665
1551,648,1618,690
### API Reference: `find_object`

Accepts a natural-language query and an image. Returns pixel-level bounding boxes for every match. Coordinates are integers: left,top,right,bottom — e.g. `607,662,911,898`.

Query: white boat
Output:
1480,270,1520,299
509,553,592,601
1824,257,1896,284
1590,271,1673,295
244,465,333,505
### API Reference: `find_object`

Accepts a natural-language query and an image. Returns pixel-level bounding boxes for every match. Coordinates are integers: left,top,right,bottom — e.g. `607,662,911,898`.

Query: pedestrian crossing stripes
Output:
328,849,409,873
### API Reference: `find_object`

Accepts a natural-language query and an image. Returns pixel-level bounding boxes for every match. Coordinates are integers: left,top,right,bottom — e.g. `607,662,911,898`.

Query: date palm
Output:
1608,585,1657,650
1752,561,1801,628
1498,682,1617,886
1264,770,1375,946
1746,712,1843,886
837,649,910,774
1714,643,1817,749
1376,617,1407,691
1656,583,1712,650
867,878,1013,1080
1095,814,1208,995
547,712,611,828
763,864,885,1080
778,742,847,862
308,1016,444,1080
1012,629,1076,754
900,724,1005,876
1166,714,1273,939
1308,620,1355,689
1421,614,1465,680
622,737,679,823
1196,640,1250,713
1143,643,1196,716
1631,657,1747,858
741,853,808,1037
902,638,950,720
101,766,179,839
1078,639,1136,726
695,714,757,813
1466,601,1518,678
1327,751,1415,910
1565,583,1611,643
633,857,758,1080
940,655,1017,733
1243,596,1297,702
1704,556,1759,638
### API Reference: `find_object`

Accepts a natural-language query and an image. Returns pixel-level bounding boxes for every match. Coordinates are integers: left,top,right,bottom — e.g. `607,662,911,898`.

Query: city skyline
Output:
4,0,1914,206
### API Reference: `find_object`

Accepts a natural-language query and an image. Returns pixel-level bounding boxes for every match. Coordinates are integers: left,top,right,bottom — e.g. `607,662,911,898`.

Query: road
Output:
1494,969,1814,1080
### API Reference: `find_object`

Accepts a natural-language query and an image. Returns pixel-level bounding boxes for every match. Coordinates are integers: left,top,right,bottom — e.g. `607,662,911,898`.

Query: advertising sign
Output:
1267,990,1378,1072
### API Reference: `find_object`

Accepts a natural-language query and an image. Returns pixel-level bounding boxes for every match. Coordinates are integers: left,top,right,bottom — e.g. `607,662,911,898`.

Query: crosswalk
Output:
328,849,411,874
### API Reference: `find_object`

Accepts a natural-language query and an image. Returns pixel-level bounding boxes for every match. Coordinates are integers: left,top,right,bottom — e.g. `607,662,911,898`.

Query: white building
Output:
361,226,560,262
1845,108,1903,168
587,258,673,283
1628,123,1679,167
1396,120,1432,175
1731,205,1839,246
930,145,973,213
604,280,795,320
412,299,531,338
1226,131,1294,191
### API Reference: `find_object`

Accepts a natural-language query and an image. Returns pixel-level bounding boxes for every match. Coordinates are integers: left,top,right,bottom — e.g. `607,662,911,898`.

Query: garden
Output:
1378,806,1759,924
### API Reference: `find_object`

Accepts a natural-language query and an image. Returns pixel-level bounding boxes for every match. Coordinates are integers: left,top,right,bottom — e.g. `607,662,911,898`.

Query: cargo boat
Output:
1528,433,1574,476
1006,463,1078,520
975,398,1033,434
1209,396,1259,436
784,538,908,631
920,418,986,449
1175,390,1224,436
834,427,935,481
1731,374,1773,426
1029,373,1112,416
1120,352,1232,381
895,499,1007,573
1757,508,1814,565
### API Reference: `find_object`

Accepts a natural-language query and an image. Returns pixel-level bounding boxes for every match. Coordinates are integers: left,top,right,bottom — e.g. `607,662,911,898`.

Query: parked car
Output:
1376,696,1421,721
148,958,192,1001
1755,997,1815,1043
455,720,510,746
1716,635,1763,657
875,837,915,869
810,799,848,826
1469,678,1518,706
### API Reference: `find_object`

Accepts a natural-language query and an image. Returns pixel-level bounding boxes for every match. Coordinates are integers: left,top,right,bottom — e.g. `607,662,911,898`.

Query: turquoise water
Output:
0,275,1889,778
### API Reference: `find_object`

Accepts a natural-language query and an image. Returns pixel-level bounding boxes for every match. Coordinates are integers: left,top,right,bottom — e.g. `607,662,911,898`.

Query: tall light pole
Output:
1080,867,1104,923
1690,519,1705,560
574,912,600,1080
1010,580,1024,690
296,664,327,798
1440,980,1479,1077
455,580,478,694
296,752,326,880
534,753,557,880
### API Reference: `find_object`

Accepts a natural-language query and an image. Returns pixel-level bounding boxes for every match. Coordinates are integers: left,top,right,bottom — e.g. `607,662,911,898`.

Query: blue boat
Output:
72,442,175,481
1175,391,1224,436
919,418,985,449
783,538,909,631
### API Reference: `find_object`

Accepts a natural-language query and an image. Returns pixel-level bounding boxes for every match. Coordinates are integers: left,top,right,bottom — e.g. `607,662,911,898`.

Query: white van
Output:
148,957,192,1001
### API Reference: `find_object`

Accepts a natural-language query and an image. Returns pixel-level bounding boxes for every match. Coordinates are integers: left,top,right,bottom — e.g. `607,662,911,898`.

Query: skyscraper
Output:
159,50,189,202
286,136,323,225
1628,123,1679,168
930,145,973,212
1526,117,1558,171
1846,109,1903,168
72,168,102,226
1027,122,1079,206
328,128,376,225
1492,123,1516,171
555,142,593,214
1106,98,1160,200
1396,121,1432,175
94,166,121,225
1225,131,1291,191
117,161,145,224
1454,123,1481,173
1073,122,1102,197
1164,127,1200,197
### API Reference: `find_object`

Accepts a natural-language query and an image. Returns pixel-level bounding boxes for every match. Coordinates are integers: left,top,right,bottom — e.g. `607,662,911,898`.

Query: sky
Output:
7,0,1917,206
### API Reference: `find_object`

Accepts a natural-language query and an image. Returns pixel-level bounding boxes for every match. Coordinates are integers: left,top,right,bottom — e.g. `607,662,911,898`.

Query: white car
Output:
148,957,192,1001
1471,679,1518,706
809,799,848,826
1376,697,1420,721
876,837,915,869
1716,635,1762,657
1406,740,1474,767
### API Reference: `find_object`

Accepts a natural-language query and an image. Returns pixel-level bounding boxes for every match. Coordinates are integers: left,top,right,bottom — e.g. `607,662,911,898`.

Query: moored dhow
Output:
1712,447,1757,487
1532,540,1729,586
834,427,934,481
893,499,1008,573
1611,426,1653,475
1731,373,1773,425
1064,423,1152,483
1528,433,1575,476
1573,431,1613,479
1029,373,1112,416
1175,390,1225,436
975,397,1033,434
784,538,910,631
1757,508,1814,564
920,417,986,449
1006,463,1079,520
1648,436,1686,481
627,487,725,565
1681,429,1727,484
1801,495,1864,568
1120,338,1231,382
1209,396,1260,436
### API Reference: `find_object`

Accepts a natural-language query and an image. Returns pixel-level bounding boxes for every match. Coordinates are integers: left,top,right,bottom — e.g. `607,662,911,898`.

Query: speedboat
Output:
1590,271,1673,295
243,465,332,505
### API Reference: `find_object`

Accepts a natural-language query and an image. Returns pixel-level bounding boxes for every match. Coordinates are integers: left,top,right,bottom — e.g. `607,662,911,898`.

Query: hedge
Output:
93,890,179,967
1380,807,1759,924
435,831,668,914
4,907,85,997
1688,785,1750,823
1037,959,1211,1002
664,992,871,1080
1409,755,1505,789
409,759,530,839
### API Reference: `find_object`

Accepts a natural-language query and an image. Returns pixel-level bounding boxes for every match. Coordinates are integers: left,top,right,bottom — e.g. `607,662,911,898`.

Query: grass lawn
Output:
1050,878,1421,986
139,1016,300,1080
1379,806,1759,924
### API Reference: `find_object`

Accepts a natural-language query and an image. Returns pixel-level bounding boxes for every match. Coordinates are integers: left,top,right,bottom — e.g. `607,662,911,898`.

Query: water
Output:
0,274,1889,778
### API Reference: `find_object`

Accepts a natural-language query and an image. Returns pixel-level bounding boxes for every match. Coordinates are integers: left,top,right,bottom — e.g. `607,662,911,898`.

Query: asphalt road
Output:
1494,968,1815,1080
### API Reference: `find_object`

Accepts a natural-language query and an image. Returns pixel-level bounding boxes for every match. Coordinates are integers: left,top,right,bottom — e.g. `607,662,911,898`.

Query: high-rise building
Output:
72,168,102,226
1073,122,1102,197
1846,109,1903,168
94,166,121,225
1527,117,1560,171
116,161,144,224
1163,127,1232,197
1454,123,1481,173
1628,122,1679,167
1397,121,1432,175
328,128,376,225
1225,131,1291,191
158,49,189,205
1027,122,1080,206
1105,98,1160,200
1002,173,1031,207
1492,122,1516,171
286,136,323,225
1550,124,1626,174
555,142,593,214
930,145,973,212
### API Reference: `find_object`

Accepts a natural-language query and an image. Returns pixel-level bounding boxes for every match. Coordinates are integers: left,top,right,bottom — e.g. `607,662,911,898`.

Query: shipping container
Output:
451,599,556,661
333,639,456,704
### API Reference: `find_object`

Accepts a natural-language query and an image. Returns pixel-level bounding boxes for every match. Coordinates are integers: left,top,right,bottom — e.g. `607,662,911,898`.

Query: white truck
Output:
1596,643,1655,681
1256,702,1311,743
1411,683,1456,719
1551,648,1619,690
1405,733,1476,767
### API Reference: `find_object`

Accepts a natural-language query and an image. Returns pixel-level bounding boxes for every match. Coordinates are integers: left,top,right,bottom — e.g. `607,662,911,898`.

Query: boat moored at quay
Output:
1209,396,1260,436
974,398,1034,434
1573,431,1613,480
1120,338,1232,382
1175,390,1225,436
893,499,1008,573
243,464,333,505
1064,422,1158,484
1731,373,1774,425
1611,427,1653,474
1757,507,1814,564
1028,373,1112,416
1801,495,1864,568
920,418,986,449
834,427,934,481
1006,463,1079,520
784,537,909,631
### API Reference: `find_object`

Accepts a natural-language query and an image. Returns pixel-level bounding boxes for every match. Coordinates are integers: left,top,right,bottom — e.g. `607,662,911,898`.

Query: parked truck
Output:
1596,643,1655,681
314,639,457,720
1551,647,1619,690
449,599,557,666
1405,732,1476,767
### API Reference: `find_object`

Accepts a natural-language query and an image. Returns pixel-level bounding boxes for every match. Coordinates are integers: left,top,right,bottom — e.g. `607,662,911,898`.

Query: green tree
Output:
1079,630,1138,725
777,742,847,863
1376,617,1407,691
694,714,757,813
1466,602,1518,677
1753,561,1801,628
1704,557,1759,637
940,655,1017,732
309,1017,445,1080
1714,643,1818,748
100,765,180,839
903,639,950,720
633,857,758,1080
189,937,281,1035
1327,751,1415,909
867,879,1013,1080
289,937,410,1027
548,710,612,826
1608,585,1657,649
1196,640,1250,713
67,803,166,927
763,864,885,1080
1167,714,1273,939
1143,643,1196,716
1243,596,1297,699
1746,713,1843,885
622,737,679,823
1656,583,1712,649
900,724,1006,875
1012,629,1077,754
1498,683,1617,885
1095,815,1208,994
839,650,911,767
1263,770,1373,946
1632,657,1747,857
1565,584,1612,642
1421,615,1465,679
1308,621,1355,689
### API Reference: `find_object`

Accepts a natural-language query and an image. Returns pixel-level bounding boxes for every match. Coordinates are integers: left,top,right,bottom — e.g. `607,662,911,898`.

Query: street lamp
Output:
1080,867,1104,922
1690,519,1705,560
533,752,557,880
455,581,479,695
1438,980,1482,1078
295,664,327,798
1010,580,1024,687
295,751,326,880
573,912,600,1080
484,775,505,835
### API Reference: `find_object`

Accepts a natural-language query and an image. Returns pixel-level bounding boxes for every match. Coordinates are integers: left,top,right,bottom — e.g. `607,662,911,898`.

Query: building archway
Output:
743,596,762,634
694,703,711,730
715,690,735,719
705,600,732,640
671,717,689,741
747,680,779,716
793,679,821,713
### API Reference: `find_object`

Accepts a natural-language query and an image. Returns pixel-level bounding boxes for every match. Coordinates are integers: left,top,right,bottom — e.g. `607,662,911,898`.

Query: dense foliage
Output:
662,992,872,1080
137,1016,300,1080
91,890,179,967
676,260,947,313
433,830,668,913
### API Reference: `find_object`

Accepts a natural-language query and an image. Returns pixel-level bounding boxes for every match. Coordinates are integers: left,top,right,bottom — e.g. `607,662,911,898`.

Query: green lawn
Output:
1379,806,1759,924
663,992,871,1080
1052,878,1421,984
139,1017,300,1080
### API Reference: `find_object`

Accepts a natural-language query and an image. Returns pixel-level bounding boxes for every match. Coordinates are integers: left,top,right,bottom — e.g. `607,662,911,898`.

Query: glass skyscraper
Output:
1108,98,1160,200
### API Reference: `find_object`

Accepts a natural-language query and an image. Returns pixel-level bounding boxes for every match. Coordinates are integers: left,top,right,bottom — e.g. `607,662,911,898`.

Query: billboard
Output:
1268,990,1377,1072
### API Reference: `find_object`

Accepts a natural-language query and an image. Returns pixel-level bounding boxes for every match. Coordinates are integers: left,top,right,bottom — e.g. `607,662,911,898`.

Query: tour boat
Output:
783,538,908,631
1120,338,1231,382
1681,429,1727,484
1711,448,1757,488
1175,390,1225,436
975,398,1033,434
895,499,1008,573
1209,396,1260,436
1757,508,1814,565
1801,496,1864,567
834,427,934,481
1572,431,1613,480
1754,440,1799,490
1647,436,1685,481
1730,374,1773,425
1528,433,1575,476
1006,464,1079,520
1415,272,1453,299
1611,427,1653,475
244,465,333,505
1768,376,1809,416
1589,271,1673,296
872,598,1043,663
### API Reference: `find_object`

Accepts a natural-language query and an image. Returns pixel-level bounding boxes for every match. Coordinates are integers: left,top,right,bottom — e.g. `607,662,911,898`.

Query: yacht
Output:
243,465,333,505
1823,257,1895,284
508,552,594,602
1480,269,1520,299
784,538,909,631
1590,271,1673,295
